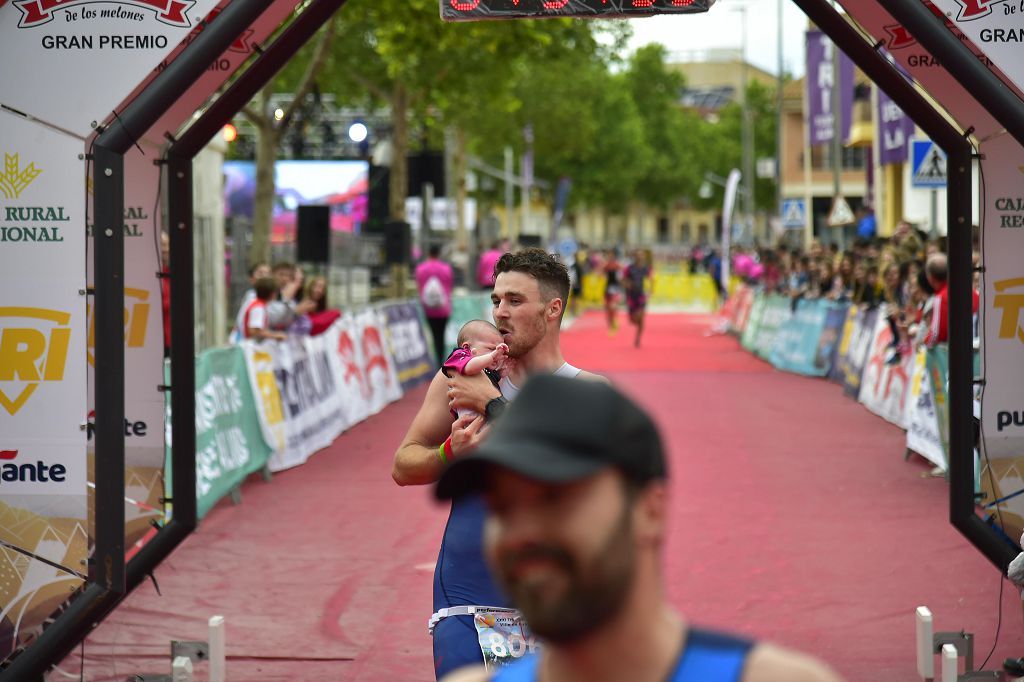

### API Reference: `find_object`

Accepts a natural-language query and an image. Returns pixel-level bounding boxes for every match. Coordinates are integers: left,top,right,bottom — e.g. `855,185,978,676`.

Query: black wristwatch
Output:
484,396,508,422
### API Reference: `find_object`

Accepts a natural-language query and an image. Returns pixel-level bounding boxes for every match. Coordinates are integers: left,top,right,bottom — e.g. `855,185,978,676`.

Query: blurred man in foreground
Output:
436,376,842,682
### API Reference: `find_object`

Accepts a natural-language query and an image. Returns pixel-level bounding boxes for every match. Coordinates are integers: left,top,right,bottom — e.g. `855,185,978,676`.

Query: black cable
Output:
974,137,1008,672
979,574,1004,670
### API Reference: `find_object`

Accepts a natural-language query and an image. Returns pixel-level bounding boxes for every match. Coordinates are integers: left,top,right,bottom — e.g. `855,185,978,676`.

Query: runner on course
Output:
437,376,844,682
393,248,604,679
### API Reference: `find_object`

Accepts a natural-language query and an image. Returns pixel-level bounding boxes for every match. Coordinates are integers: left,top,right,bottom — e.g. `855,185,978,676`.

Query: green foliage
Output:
265,4,779,216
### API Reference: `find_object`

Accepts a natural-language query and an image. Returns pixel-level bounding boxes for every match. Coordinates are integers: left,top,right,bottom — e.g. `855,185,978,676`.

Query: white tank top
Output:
499,362,582,400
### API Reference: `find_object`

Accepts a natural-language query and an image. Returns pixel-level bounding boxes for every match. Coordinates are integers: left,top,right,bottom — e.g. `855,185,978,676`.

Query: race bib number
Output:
473,607,540,672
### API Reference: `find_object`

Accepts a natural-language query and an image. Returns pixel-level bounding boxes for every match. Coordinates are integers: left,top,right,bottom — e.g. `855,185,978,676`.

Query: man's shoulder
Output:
742,643,843,682
574,369,609,384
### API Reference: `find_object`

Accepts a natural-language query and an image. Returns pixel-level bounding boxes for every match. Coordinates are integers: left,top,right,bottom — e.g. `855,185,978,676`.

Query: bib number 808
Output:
487,632,538,658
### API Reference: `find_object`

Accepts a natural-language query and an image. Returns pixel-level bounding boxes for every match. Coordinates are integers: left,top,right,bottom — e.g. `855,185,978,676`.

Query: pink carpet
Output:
63,311,1020,680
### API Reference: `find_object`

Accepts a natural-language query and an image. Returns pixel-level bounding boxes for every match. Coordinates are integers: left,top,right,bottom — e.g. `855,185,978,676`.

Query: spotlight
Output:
222,123,238,142
274,108,285,121
348,122,368,143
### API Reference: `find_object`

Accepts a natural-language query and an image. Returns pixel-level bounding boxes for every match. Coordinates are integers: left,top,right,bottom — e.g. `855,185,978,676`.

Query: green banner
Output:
740,295,766,351
445,293,493,349
195,347,273,519
751,295,792,359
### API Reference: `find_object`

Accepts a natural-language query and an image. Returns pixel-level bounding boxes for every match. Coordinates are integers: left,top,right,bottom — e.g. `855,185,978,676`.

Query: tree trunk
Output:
454,127,468,248
389,83,408,222
250,87,277,266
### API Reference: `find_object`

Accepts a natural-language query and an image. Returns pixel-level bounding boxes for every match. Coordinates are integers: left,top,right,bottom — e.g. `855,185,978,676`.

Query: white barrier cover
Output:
270,334,349,472
859,305,914,428
355,309,404,414
241,341,287,456
978,138,1024,459
0,0,221,137
905,349,946,470
0,108,88,658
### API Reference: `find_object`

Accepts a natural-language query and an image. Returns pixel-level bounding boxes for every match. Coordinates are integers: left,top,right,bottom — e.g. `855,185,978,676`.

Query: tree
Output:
241,16,338,265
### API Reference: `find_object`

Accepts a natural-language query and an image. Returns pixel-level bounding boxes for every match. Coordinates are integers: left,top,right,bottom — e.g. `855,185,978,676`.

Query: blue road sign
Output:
911,140,947,188
781,198,807,229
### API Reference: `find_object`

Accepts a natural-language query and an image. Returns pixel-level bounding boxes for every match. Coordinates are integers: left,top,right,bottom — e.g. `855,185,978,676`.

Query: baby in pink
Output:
442,320,509,419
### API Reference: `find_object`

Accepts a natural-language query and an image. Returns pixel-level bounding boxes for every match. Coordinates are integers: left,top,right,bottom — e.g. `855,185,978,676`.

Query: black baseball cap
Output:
435,375,666,501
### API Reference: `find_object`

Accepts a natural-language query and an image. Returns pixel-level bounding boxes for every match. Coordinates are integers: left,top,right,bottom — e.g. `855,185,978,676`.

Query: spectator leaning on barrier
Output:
922,252,979,348
437,376,843,682
417,244,455,365
242,278,287,342
232,261,271,343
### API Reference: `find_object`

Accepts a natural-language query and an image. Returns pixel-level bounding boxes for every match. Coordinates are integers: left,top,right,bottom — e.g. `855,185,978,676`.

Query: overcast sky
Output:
624,0,810,79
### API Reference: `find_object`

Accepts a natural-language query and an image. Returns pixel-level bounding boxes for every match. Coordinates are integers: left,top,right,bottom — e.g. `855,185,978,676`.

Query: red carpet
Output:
66,311,1019,680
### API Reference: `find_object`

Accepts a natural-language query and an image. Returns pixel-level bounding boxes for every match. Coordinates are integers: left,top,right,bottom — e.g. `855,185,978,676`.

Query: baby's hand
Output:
495,343,509,356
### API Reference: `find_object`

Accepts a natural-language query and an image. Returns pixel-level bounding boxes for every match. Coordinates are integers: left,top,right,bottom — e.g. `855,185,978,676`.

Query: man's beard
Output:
504,313,547,359
494,505,635,644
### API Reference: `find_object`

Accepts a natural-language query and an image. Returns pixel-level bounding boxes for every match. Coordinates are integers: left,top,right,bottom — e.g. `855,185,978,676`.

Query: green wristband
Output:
437,443,448,465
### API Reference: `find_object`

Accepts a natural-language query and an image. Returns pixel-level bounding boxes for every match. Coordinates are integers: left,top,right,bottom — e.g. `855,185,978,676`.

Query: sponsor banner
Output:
333,316,372,426
353,309,404,415
769,299,832,376
836,305,879,398
270,333,349,472
0,0,220,137
978,457,1024,556
87,146,166,547
817,302,850,380
381,301,435,391
931,0,1024,98
241,342,287,456
130,1,296,148
858,305,914,428
739,294,766,351
906,348,947,469
194,347,272,518
928,346,952,461
876,87,915,166
445,293,493,350
0,104,88,663
749,295,791,360
805,30,854,146
978,138,1024,459
837,1,1004,140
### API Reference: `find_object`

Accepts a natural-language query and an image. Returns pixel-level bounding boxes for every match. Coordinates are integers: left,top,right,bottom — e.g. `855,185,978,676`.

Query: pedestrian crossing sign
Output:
781,199,806,229
911,140,947,188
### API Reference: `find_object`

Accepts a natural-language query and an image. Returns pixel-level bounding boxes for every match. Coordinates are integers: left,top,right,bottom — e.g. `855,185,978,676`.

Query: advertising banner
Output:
354,309,404,415
740,295,766,352
816,302,850,379
805,30,854,146
837,306,878,398
446,293,493,350
270,333,349,472
0,109,88,661
381,302,435,391
0,0,220,137
906,348,946,469
86,147,166,548
130,1,297,149
930,0,1024,98
241,342,287,459
836,1,1004,141
769,299,831,376
858,305,915,428
750,295,791,360
977,137,1024,460
877,87,915,166
195,347,273,519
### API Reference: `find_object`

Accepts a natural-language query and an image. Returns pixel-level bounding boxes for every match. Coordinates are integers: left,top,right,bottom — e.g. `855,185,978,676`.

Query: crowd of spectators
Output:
232,261,340,342
701,220,980,359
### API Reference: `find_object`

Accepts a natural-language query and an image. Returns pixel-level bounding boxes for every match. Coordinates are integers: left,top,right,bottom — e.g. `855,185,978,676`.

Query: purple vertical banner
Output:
805,30,854,145
877,87,914,165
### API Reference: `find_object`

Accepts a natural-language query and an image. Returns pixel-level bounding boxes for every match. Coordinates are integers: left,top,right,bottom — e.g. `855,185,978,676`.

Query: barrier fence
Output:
183,300,436,519
722,285,966,475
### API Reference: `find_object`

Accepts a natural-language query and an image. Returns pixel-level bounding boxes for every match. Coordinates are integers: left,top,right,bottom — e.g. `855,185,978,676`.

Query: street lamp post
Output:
734,5,755,244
